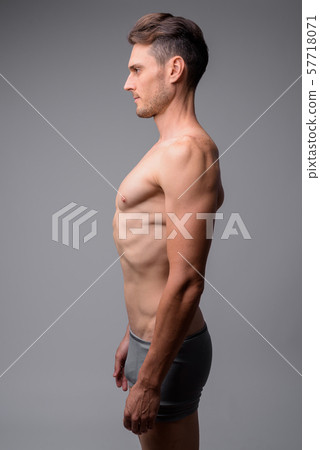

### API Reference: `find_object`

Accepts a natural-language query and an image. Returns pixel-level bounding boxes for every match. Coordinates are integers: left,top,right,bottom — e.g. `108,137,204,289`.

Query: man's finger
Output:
113,359,120,377
139,419,148,434
114,352,125,376
131,417,140,434
113,362,126,388
116,372,124,388
123,412,132,430
122,376,128,391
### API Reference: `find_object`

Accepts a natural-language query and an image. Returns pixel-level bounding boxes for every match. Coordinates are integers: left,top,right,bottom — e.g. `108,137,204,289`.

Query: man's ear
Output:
168,56,186,84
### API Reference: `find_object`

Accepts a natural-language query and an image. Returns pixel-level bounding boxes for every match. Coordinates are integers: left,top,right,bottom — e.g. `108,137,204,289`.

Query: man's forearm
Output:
137,277,203,388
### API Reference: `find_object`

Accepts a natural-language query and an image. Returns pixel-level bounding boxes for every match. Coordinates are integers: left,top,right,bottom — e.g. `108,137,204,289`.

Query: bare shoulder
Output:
153,130,224,209
156,132,221,184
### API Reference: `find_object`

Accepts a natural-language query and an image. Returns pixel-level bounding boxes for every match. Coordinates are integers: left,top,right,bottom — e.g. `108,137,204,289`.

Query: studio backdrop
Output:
0,1,301,449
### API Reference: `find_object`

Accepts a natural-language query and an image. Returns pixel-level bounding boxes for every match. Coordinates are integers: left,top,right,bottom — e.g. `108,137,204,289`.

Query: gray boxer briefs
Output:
124,324,212,423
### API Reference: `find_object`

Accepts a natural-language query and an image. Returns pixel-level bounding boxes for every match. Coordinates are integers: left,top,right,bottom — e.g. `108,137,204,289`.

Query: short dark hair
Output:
127,13,209,91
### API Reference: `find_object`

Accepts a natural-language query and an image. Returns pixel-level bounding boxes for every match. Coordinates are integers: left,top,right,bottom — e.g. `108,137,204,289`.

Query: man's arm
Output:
123,139,221,434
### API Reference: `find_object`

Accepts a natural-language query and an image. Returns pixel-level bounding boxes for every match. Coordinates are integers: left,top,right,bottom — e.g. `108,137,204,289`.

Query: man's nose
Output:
124,74,134,91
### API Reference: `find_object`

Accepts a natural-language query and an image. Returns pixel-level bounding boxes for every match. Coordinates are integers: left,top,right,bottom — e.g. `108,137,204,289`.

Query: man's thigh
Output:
138,410,199,450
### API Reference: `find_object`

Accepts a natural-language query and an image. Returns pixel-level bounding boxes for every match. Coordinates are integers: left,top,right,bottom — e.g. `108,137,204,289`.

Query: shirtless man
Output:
112,13,224,450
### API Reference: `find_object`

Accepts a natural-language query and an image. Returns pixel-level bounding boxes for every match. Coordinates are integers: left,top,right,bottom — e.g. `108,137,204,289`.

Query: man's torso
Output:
113,128,224,341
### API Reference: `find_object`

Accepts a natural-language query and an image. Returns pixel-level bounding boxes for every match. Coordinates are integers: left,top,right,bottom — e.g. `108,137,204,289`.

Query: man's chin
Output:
136,109,154,119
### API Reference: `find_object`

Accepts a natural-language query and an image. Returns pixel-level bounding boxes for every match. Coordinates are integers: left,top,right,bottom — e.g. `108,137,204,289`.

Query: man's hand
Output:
123,381,161,435
113,333,130,391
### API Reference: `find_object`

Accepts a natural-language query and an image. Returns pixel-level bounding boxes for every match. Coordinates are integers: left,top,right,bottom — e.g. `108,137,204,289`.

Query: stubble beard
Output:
136,80,171,119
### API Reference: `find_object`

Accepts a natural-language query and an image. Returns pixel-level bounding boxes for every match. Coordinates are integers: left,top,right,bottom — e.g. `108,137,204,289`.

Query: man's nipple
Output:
120,194,126,202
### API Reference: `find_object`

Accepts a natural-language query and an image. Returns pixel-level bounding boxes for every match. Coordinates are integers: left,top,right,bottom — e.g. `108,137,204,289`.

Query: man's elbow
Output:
168,272,205,301
182,276,204,304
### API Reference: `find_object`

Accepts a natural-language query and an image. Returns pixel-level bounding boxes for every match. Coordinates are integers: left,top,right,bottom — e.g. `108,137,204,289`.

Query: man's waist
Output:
127,307,205,343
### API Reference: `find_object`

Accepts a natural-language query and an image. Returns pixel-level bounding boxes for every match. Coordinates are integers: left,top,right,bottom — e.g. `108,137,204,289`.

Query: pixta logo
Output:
52,202,98,250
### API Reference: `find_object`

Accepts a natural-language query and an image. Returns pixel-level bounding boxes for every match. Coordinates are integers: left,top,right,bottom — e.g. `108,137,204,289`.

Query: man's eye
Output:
135,68,140,73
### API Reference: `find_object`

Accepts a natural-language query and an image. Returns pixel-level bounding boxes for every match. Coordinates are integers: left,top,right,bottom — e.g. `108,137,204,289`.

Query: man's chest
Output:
116,150,164,212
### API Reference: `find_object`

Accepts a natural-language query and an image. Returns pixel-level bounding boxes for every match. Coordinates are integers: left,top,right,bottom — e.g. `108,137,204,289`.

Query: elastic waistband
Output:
185,323,208,341
129,323,208,345
129,329,151,345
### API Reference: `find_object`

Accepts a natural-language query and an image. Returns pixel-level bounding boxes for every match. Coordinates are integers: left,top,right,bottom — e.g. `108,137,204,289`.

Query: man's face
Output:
124,44,172,118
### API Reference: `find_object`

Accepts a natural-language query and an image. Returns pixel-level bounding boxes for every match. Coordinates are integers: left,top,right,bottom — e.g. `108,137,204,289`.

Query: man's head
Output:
124,13,209,118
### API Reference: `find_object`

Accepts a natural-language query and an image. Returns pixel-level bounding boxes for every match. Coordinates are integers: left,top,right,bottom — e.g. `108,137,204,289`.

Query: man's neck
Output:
154,89,200,142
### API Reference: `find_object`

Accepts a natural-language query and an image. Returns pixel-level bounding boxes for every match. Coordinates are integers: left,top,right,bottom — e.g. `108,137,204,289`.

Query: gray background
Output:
0,0,301,449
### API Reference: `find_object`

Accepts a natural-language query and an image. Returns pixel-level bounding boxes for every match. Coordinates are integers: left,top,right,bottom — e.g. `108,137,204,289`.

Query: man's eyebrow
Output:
128,64,144,70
